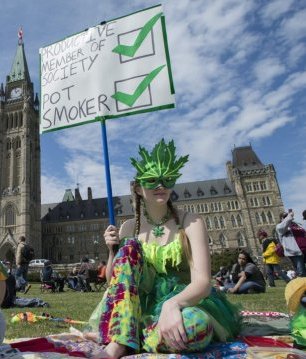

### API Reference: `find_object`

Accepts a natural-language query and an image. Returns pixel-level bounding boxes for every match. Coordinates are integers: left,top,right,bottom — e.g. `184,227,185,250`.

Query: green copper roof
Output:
62,189,75,202
7,43,30,83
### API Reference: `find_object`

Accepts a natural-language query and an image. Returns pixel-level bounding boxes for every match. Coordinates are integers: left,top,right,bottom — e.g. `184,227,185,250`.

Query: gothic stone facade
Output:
0,41,41,262
41,146,284,264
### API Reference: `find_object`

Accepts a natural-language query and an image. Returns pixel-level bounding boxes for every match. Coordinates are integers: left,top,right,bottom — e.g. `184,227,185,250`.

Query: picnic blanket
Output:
2,311,304,358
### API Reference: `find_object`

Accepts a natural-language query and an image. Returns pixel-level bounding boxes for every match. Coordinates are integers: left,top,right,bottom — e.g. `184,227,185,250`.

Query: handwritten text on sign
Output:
39,5,175,133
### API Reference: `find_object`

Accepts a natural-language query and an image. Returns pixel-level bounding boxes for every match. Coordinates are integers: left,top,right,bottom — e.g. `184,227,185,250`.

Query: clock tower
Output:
0,34,41,261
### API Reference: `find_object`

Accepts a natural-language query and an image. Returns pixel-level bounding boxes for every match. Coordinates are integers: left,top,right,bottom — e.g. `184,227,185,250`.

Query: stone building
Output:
0,38,41,262
41,145,284,264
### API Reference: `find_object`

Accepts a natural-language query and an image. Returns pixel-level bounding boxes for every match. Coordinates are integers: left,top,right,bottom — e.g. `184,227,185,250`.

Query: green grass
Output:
2,281,288,340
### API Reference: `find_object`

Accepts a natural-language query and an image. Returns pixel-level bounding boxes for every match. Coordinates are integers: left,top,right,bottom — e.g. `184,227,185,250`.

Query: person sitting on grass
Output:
85,139,241,359
41,260,65,292
225,250,266,294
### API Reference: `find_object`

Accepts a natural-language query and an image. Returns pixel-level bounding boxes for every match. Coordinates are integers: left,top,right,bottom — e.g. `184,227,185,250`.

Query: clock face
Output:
10,87,23,99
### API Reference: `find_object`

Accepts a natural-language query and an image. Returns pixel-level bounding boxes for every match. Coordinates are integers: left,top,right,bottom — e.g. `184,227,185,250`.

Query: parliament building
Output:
0,40,284,264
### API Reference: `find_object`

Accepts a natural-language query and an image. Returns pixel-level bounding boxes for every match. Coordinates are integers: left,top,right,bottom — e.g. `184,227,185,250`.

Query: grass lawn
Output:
2,281,288,340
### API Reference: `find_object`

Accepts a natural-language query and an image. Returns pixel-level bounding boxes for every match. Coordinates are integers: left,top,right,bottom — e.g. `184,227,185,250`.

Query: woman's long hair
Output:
239,249,255,264
131,181,192,263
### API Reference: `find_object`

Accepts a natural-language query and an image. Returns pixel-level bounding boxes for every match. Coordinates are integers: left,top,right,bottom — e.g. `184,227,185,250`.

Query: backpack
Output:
23,244,35,261
275,242,284,257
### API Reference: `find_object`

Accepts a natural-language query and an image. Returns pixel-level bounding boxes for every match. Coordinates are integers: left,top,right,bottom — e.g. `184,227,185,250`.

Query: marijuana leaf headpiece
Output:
130,139,189,189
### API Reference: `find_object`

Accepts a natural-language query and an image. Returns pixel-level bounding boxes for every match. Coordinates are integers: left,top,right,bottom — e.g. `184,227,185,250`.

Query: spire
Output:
7,29,30,83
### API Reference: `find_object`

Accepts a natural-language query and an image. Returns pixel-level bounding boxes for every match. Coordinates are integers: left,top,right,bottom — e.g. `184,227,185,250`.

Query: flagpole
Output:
100,118,115,226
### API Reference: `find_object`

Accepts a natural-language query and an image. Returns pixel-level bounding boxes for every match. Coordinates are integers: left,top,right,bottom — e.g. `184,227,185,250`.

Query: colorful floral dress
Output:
88,235,241,353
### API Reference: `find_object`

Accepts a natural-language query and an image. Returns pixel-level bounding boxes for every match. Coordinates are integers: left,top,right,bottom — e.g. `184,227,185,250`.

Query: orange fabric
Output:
97,265,106,279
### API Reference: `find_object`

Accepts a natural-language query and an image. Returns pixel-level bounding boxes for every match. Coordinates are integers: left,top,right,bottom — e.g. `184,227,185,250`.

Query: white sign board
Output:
39,5,175,134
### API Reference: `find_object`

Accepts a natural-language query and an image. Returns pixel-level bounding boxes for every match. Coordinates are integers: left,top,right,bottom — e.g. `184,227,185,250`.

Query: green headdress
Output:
130,139,189,189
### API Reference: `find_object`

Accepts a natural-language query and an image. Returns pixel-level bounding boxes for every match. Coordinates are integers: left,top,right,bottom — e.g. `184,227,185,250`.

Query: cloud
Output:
253,58,286,85
260,0,295,23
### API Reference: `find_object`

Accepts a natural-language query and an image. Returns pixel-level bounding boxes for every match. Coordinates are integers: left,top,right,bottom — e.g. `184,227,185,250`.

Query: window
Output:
219,233,227,247
245,183,252,192
255,212,261,225
231,215,237,228
184,189,191,198
260,181,267,190
237,214,243,227
263,196,271,206
210,186,218,195
5,205,16,226
261,212,267,224
219,216,225,229
205,217,212,230
224,185,231,194
267,211,274,224
214,216,220,229
253,182,260,191
237,232,246,247
197,188,204,196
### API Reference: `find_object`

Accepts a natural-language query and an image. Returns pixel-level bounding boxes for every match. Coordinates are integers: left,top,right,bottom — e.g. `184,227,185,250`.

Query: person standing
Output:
276,210,306,277
0,261,8,343
257,229,289,287
302,210,306,231
15,236,31,293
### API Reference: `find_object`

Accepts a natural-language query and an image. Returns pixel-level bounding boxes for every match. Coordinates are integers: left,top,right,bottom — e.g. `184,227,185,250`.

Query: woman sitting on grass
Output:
87,139,241,358
225,250,266,294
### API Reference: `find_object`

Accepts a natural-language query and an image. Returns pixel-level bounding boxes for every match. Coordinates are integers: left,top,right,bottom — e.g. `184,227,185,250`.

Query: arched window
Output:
14,112,18,128
237,232,246,247
16,137,21,148
205,217,211,230
7,139,11,150
5,205,16,226
219,216,225,229
237,214,243,226
267,211,274,224
19,112,23,127
219,233,227,247
214,216,220,229
231,215,237,228
261,211,267,224
15,150,21,186
255,212,261,225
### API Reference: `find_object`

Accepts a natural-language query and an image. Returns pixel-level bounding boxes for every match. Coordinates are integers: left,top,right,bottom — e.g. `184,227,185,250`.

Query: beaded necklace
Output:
143,208,172,238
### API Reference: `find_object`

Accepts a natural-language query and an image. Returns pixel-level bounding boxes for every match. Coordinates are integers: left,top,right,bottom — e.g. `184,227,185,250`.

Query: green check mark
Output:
112,65,165,107
113,12,162,57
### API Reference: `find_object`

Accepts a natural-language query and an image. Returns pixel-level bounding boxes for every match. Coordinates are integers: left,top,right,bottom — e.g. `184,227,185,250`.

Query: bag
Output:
275,243,284,257
23,244,35,261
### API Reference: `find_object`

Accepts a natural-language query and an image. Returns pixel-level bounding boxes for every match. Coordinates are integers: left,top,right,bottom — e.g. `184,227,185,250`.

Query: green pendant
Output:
152,225,165,238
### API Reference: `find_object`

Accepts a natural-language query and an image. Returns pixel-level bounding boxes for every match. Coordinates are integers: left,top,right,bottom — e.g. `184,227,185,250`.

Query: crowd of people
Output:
214,208,306,296
1,237,108,299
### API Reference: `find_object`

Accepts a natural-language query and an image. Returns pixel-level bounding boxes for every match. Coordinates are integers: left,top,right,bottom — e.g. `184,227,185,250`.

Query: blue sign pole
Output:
100,118,115,225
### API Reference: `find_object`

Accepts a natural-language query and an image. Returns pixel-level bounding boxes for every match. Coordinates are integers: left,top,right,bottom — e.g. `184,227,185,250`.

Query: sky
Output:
0,0,306,221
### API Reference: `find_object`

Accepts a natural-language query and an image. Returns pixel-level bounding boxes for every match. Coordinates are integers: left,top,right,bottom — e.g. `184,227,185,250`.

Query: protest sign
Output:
40,4,175,133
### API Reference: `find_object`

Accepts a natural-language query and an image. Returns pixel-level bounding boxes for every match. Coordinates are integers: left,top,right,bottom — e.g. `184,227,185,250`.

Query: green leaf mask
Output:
130,139,189,189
